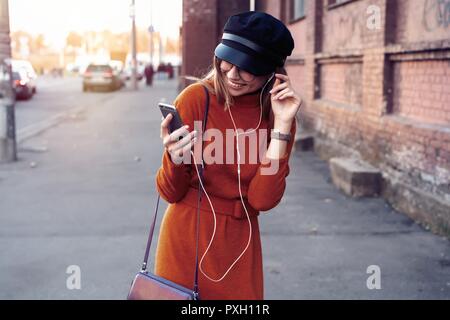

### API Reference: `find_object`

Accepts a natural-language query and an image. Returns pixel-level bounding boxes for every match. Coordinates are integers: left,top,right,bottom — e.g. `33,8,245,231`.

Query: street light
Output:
129,0,138,90
129,1,136,18
149,0,154,68
148,25,154,68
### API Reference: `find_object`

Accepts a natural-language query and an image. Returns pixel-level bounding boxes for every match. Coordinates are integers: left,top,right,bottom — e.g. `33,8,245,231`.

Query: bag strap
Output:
141,85,210,299
193,85,209,296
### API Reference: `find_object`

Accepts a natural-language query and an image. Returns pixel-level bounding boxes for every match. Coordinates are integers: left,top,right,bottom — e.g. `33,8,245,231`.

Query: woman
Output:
155,11,302,300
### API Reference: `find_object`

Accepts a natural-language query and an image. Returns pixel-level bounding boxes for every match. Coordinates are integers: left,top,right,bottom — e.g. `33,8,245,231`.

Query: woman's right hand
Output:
160,113,198,164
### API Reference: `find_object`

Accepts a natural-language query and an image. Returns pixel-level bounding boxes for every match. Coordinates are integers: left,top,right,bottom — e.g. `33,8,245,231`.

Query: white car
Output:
10,59,38,94
82,64,124,92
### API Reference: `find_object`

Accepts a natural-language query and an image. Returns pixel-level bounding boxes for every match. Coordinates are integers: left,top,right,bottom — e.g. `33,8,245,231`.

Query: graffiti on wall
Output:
423,0,450,31
332,9,363,49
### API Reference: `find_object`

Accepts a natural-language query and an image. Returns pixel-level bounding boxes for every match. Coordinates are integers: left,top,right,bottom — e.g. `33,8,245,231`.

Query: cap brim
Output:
214,43,274,76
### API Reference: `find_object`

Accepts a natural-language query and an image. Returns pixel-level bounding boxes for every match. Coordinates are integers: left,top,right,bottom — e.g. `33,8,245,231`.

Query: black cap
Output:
215,11,294,76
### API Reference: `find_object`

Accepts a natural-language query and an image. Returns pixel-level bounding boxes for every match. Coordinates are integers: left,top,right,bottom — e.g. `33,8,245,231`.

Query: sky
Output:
9,0,182,48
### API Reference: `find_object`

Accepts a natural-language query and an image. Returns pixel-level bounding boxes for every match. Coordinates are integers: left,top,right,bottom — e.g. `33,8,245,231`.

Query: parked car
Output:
123,66,144,81
109,60,127,86
12,70,34,100
124,54,146,81
82,64,124,92
11,59,37,94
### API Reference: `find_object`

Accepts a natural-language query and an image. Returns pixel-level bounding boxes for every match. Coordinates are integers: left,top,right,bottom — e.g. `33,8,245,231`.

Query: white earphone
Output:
191,72,276,282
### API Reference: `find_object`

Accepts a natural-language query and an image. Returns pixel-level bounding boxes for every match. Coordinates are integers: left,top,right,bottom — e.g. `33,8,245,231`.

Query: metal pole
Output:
150,29,154,68
130,0,138,90
0,0,17,163
149,0,154,68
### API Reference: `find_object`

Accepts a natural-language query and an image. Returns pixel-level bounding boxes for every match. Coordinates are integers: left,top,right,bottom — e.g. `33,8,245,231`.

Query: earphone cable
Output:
190,73,274,282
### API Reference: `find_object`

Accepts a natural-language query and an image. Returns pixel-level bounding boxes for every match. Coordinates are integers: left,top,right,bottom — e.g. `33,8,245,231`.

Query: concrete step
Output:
294,131,315,151
329,157,382,197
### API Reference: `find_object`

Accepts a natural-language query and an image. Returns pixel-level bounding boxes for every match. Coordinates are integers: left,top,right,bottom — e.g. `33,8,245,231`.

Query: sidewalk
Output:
263,150,450,299
0,79,449,299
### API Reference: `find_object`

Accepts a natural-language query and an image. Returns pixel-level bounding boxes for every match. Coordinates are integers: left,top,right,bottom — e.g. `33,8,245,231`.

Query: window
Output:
328,0,358,9
291,0,305,21
328,0,348,5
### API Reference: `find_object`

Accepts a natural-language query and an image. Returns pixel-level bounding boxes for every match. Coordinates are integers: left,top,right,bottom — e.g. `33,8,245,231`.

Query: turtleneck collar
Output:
205,79,262,108
231,88,262,108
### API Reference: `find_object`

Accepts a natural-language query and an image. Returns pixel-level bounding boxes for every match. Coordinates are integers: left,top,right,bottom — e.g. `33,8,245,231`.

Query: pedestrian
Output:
144,64,154,86
167,62,174,79
155,11,302,300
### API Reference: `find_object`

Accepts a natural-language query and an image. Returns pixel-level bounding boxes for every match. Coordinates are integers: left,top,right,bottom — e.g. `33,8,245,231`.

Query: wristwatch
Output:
271,129,291,142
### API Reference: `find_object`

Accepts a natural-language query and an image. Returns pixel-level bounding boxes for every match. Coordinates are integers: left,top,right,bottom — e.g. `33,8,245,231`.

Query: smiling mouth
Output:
227,80,246,89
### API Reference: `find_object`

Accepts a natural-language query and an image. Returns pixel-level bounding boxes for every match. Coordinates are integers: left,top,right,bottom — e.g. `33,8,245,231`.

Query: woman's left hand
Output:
269,73,303,124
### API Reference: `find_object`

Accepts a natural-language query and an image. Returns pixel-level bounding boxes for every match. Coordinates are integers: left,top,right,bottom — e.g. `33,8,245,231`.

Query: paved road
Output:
14,75,138,132
0,78,449,299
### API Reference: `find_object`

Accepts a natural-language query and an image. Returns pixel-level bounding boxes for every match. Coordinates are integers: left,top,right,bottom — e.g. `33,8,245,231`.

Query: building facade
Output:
181,0,450,236
181,0,252,87
0,0,10,59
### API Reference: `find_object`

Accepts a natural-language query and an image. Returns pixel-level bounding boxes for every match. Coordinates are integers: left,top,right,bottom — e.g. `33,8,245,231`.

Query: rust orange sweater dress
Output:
155,82,296,300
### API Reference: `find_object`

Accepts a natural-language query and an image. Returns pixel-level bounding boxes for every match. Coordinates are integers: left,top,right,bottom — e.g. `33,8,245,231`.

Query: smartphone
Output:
159,103,185,134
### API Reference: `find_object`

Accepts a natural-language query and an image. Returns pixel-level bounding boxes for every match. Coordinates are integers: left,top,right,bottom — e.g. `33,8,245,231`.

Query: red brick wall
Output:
257,0,283,18
395,0,450,44
256,0,450,233
182,0,450,232
322,1,365,52
319,61,363,106
182,0,218,82
392,60,450,125
288,18,307,56
261,0,308,127
286,63,306,98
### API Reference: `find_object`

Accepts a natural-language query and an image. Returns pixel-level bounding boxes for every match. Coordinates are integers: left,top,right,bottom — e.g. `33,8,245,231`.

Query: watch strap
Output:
271,130,291,142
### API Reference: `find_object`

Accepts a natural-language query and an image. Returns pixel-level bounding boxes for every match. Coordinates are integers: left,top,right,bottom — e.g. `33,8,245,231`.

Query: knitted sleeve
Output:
155,83,204,203
247,119,296,211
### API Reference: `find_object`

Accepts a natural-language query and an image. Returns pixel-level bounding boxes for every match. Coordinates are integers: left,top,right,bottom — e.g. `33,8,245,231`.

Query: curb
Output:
16,105,86,144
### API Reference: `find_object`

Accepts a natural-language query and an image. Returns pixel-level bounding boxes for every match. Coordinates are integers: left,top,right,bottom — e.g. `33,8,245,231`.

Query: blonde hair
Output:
185,56,287,124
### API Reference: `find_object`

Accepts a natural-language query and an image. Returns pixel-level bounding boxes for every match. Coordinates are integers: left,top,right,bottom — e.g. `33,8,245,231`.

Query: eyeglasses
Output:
219,60,256,82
